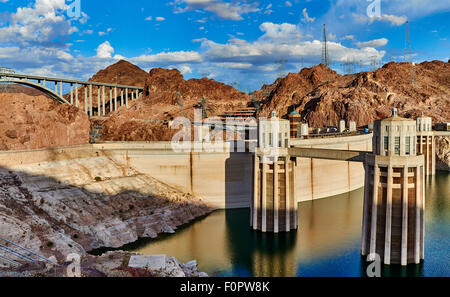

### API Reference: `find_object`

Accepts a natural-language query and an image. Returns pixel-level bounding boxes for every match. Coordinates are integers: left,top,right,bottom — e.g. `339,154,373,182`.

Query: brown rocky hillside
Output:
255,60,449,127
65,60,149,110
98,68,250,141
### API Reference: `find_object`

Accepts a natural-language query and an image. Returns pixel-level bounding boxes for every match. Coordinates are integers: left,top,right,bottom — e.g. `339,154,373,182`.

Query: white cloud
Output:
368,14,408,26
156,16,165,21
301,8,315,23
285,1,292,8
0,0,78,46
198,22,385,66
145,16,152,21
342,35,355,40
172,0,260,20
178,65,192,74
356,38,388,48
131,51,203,64
96,41,114,58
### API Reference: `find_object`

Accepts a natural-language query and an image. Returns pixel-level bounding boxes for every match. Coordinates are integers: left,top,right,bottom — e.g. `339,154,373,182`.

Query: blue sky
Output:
0,0,449,91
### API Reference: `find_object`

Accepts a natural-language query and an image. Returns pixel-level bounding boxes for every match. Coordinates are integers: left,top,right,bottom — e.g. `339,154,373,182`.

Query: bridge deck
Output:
0,72,144,90
288,147,367,162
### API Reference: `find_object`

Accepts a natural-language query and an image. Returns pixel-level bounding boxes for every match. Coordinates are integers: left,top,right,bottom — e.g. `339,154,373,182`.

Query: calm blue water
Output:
130,173,449,277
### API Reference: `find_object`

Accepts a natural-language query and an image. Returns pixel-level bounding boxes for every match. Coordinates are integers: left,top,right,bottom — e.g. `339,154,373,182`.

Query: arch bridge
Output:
0,72,144,117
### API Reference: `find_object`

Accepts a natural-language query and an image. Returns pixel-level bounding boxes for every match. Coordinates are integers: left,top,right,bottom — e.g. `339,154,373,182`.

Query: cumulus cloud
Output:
197,22,385,66
0,0,78,46
365,14,408,26
301,8,315,23
131,51,203,64
171,0,260,20
96,41,114,58
356,38,388,48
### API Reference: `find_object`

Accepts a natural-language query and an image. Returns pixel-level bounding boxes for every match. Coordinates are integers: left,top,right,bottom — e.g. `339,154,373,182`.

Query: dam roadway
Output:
0,132,373,209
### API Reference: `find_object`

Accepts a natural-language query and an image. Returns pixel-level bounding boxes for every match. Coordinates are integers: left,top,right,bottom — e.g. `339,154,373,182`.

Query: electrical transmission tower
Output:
321,24,330,66
276,58,287,78
404,21,412,64
369,56,379,71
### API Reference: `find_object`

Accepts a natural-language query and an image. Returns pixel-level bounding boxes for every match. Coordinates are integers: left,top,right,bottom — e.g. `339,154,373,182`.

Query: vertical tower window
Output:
395,137,400,155
406,136,411,155
269,133,272,146
278,133,282,147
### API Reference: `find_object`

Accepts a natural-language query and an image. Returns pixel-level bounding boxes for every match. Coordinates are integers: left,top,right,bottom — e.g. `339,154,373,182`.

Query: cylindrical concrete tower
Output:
252,154,297,232
288,110,301,138
416,113,435,176
252,112,297,232
362,109,425,266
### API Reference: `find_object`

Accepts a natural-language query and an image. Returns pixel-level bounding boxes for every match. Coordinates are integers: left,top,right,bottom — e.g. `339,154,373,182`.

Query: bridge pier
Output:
89,84,93,116
70,84,73,104
84,85,88,114
97,86,101,116
75,83,79,107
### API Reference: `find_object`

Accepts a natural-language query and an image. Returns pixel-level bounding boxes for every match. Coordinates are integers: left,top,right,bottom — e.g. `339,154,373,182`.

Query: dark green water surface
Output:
129,173,449,277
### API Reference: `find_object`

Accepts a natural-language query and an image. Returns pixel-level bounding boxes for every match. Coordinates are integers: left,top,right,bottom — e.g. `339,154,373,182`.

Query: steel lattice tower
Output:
404,21,412,64
322,24,329,66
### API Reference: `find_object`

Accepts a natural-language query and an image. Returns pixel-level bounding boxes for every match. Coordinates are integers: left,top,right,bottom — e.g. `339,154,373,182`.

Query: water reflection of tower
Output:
225,209,298,277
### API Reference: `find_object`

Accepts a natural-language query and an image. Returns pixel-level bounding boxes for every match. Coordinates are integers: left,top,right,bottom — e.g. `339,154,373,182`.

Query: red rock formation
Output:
90,59,149,87
256,61,450,127
67,60,149,110
0,92,90,151
99,68,250,141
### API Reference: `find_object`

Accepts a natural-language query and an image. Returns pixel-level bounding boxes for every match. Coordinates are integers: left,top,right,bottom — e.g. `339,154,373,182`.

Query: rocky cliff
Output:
98,67,250,141
0,91,90,151
255,61,449,127
0,152,212,263
66,60,149,110
436,137,450,171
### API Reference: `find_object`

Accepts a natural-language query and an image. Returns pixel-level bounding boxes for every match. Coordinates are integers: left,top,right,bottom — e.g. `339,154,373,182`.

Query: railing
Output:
0,236,57,267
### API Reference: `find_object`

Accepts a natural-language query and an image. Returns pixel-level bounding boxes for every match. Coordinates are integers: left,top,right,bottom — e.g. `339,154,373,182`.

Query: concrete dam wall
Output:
0,134,372,209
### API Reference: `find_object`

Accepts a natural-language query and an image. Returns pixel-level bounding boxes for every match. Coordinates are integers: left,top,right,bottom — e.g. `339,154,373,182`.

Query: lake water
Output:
129,172,449,277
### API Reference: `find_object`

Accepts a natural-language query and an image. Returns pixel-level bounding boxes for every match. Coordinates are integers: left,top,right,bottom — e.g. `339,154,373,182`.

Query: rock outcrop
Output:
66,60,149,110
436,137,450,171
0,92,90,151
0,251,208,277
98,68,250,141
255,60,450,127
0,153,212,263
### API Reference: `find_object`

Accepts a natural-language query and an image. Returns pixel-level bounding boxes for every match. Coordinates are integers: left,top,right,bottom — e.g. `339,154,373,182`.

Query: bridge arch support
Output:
0,78,70,104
